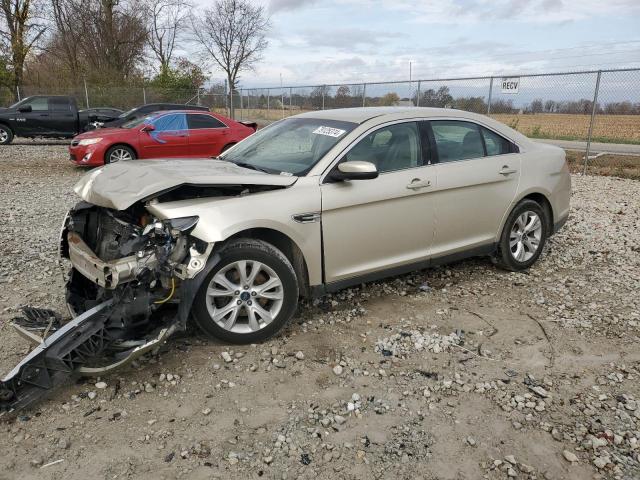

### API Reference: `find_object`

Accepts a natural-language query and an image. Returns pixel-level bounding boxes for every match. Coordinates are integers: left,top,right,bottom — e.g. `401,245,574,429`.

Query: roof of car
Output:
296,106,481,124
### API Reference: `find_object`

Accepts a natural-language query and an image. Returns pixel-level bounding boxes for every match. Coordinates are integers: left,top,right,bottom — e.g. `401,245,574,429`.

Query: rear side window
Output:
187,114,226,129
152,113,187,131
431,121,484,162
482,127,514,156
50,98,72,112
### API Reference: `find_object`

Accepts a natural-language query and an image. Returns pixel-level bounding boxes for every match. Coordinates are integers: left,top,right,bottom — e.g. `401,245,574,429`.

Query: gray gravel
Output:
0,144,639,480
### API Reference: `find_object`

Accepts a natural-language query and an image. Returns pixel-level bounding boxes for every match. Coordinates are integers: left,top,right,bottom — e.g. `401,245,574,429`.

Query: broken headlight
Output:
168,216,199,233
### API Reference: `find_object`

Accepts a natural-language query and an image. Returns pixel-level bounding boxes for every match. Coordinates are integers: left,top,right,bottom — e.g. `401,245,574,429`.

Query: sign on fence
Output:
500,77,520,94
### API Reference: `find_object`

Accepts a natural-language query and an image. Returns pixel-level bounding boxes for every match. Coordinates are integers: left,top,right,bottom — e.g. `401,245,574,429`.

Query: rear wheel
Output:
192,239,299,344
105,145,136,163
495,199,548,271
0,124,13,145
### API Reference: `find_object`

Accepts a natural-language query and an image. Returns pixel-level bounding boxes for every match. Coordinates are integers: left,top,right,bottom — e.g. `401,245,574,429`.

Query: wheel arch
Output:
497,189,554,242
218,227,311,297
105,143,138,162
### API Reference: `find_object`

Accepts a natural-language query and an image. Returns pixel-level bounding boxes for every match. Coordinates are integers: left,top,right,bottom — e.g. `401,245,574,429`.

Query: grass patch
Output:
565,150,640,180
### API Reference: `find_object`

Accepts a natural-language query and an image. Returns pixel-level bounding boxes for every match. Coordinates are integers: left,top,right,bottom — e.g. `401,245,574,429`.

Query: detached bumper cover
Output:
67,231,157,289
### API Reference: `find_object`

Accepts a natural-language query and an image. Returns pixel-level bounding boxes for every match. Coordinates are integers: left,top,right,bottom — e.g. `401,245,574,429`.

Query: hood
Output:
74,159,298,210
75,127,126,139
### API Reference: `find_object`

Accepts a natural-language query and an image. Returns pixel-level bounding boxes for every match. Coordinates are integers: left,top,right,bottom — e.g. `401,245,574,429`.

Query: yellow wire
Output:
154,278,175,304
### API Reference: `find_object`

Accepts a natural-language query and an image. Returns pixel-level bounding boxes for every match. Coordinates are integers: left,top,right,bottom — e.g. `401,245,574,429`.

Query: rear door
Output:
138,113,189,158
428,120,521,257
186,113,229,156
48,97,77,135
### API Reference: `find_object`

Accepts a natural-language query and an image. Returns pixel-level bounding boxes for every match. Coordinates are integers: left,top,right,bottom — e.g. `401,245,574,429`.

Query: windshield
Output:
121,115,152,129
221,117,357,176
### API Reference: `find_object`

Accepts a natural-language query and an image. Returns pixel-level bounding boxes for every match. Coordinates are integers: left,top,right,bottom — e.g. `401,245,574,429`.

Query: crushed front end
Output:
0,201,213,415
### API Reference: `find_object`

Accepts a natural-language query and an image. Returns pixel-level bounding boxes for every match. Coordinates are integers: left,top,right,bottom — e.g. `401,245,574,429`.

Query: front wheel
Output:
192,239,299,344
105,145,136,163
495,199,548,271
0,124,14,145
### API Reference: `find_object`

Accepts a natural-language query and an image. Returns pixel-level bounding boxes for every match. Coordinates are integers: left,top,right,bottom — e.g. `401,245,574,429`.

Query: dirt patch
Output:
0,144,639,479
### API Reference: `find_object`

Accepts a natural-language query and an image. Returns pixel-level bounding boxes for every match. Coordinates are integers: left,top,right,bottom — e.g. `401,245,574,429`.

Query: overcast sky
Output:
195,0,640,88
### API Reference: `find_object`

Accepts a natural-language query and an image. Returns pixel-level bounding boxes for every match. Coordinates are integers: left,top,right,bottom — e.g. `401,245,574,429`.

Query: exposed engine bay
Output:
0,201,213,415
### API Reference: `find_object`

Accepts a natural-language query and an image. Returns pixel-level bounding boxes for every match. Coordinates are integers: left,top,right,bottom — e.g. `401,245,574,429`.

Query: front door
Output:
427,120,522,257
138,113,189,158
321,121,436,283
14,97,50,136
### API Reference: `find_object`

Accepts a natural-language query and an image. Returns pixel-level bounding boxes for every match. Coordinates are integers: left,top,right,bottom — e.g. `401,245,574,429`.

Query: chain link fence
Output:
5,67,640,177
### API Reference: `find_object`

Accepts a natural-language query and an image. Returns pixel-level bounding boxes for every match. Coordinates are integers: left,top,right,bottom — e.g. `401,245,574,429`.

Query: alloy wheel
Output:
109,148,133,162
0,129,8,143
205,260,284,334
509,211,542,262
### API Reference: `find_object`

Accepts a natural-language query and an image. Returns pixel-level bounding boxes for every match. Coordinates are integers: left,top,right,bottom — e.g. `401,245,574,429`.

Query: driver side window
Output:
22,97,49,111
345,122,421,173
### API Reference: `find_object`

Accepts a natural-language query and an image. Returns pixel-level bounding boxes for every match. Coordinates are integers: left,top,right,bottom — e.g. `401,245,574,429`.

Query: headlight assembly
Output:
78,138,103,146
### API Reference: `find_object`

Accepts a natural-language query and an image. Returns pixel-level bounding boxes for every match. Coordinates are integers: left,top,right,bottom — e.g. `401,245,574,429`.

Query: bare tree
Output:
192,0,269,117
74,0,147,82
50,0,82,78
0,0,47,96
145,0,192,73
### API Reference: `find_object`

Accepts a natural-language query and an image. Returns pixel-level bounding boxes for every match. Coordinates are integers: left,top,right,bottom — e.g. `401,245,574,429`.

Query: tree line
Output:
0,0,269,111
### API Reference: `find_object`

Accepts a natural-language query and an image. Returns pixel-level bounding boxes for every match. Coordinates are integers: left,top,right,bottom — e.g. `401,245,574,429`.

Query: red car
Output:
69,110,256,166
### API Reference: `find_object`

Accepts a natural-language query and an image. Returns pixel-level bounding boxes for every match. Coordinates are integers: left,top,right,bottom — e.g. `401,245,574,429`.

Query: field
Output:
223,107,640,145
490,113,640,144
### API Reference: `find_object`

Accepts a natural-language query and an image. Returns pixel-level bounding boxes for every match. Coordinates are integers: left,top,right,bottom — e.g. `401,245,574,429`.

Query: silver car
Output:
67,106,570,345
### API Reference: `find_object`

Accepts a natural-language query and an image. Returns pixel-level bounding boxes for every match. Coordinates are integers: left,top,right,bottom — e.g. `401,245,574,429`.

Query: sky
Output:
193,0,640,89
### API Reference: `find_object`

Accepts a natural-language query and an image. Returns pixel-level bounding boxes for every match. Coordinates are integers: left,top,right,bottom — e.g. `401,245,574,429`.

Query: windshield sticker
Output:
312,126,346,138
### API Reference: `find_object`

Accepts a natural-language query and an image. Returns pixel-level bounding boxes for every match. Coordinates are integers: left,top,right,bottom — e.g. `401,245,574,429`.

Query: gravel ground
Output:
0,143,639,480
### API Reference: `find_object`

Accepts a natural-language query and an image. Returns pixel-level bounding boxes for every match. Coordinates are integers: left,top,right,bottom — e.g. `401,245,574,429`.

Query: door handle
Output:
499,166,518,175
406,178,431,190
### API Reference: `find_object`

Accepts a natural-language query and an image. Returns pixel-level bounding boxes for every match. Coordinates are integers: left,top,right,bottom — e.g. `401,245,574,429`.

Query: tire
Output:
495,199,549,271
192,239,299,344
0,124,14,145
105,145,136,164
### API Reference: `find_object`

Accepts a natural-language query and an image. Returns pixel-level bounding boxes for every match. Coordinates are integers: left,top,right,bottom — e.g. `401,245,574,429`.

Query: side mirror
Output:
330,161,378,181
141,124,155,133
18,105,32,113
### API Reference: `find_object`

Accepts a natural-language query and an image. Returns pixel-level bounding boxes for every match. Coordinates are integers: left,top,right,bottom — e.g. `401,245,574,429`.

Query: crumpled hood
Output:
74,159,297,210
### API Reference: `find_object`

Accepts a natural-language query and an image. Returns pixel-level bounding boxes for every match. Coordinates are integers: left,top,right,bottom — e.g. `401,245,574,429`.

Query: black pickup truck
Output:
0,96,121,145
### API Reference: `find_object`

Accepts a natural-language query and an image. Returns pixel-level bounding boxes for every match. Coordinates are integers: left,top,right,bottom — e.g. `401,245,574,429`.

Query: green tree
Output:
149,57,207,90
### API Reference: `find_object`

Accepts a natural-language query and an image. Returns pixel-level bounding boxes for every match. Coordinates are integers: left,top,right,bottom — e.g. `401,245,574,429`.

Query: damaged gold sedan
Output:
1,107,571,414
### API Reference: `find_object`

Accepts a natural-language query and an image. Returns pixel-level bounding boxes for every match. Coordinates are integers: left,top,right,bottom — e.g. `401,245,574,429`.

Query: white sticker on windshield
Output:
312,126,346,138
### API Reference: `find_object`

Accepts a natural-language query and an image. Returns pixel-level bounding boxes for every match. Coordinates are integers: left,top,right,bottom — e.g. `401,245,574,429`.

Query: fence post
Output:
362,83,367,107
267,90,270,119
416,81,421,106
583,70,602,175
83,78,90,109
322,86,325,110
196,88,200,106
289,87,293,113
143,87,147,105
487,77,494,115
240,89,243,121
